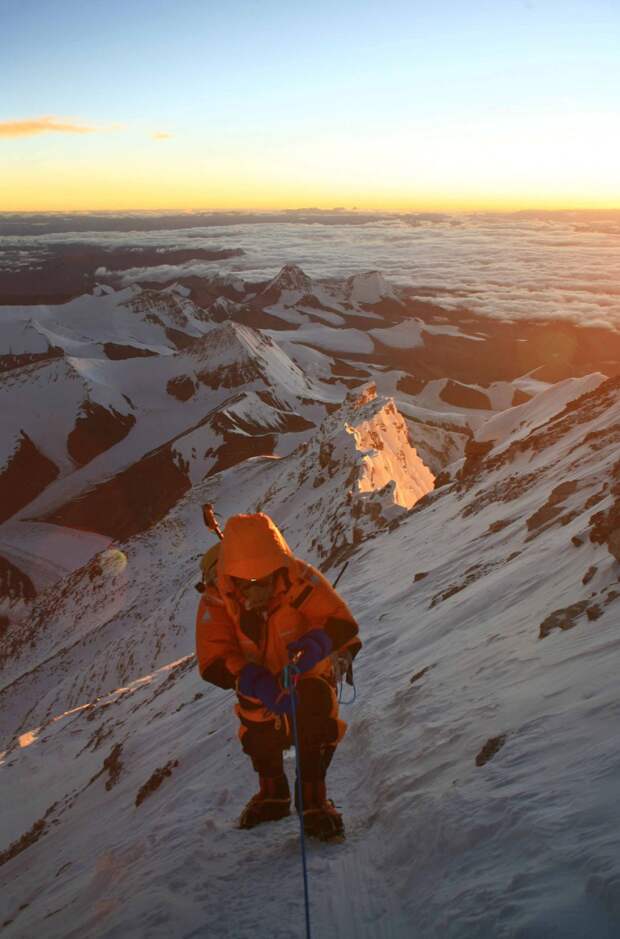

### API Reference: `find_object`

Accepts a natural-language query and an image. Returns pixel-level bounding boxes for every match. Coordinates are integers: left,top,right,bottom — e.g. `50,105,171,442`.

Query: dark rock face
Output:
590,502,620,562
487,517,514,534
87,743,124,791
333,358,372,380
0,817,47,869
42,445,191,540
258,264,312,303
135,760,179,807
459,438,494,480
430,561,497,608
511,388,532,406
196,362,261,389
205,432,277,476
410,663,434,683
0,555,36,602
526,480,579,532
0,347,63,374
475,734,507,766
539,601,590,639
164,327,198,350
589,459,620,563
67,402,136,467
396,373,427,396
103,343,158,360
0,431,59,523
166,376,197,401
439,380,491,410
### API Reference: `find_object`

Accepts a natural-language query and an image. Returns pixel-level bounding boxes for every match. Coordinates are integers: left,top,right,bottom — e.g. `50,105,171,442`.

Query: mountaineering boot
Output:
296,779,345,842
238,774,291,829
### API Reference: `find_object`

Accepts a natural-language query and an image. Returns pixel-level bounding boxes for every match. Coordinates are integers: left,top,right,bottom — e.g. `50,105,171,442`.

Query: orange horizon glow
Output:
3,157,618,214
3,107,618,215
2,193,619,214
2,168,619,215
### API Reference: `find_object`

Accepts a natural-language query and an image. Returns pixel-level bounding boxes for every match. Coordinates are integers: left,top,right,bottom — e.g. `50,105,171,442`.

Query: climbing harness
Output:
282,661,312,939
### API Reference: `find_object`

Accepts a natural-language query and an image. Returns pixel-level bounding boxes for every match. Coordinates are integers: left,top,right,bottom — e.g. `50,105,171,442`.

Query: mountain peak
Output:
265,264,312,294
344,381,378,410
345,270,397,305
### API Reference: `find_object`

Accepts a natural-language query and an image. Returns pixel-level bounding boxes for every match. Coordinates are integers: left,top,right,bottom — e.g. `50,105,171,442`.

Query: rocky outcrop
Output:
0,556,36,603
458,438,494,480
526,480,579,535
103,343,158,360
0,432,59,523
0,347,63,374
257,384,434,569
42,445,191,540
255,264,313,306
439,380,491,410
589,459,620,563
67,402,136,467
166,376,197,401
396,374,426,396
196,360,262,389
511,388,532,406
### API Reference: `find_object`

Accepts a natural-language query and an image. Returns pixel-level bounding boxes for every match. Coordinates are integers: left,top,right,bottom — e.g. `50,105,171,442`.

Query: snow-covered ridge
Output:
1,374,619,938
256,383,434,568
190,320,315,401
0,295,345,558
475,372,607,450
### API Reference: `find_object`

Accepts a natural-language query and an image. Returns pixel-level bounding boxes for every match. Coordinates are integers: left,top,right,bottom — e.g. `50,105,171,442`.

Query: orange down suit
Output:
195,514,361,751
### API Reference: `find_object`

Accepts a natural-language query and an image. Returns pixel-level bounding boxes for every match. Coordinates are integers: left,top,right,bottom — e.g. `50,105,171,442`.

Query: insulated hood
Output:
218,513,294,581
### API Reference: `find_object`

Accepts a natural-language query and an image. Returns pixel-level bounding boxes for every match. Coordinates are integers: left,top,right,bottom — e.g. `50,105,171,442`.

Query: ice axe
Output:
202,503,223,541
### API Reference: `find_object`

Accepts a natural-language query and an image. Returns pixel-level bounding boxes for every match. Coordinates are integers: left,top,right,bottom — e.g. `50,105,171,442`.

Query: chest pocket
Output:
270,604,305,644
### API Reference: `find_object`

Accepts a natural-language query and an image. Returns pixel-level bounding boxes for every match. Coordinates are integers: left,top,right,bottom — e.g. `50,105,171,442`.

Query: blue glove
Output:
287,629,332,674
238,663,292,716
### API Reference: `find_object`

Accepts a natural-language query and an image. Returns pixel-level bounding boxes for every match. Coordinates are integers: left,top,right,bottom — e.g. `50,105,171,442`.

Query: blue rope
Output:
283,664,312,939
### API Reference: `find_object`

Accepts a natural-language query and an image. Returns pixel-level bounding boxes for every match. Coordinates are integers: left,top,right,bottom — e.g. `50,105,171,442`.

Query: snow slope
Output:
2,374,620,938
2,265,620,938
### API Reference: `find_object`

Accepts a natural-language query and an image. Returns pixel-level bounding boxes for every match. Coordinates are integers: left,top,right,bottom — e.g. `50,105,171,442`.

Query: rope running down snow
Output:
282,662,312,939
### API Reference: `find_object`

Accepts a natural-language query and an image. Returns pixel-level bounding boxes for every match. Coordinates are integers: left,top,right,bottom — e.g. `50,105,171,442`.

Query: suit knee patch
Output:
240,717,289,758
296,677,339,746
296,676,334,719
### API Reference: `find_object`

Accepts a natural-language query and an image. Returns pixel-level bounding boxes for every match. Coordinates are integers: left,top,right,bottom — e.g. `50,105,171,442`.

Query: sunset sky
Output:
2,0,619,212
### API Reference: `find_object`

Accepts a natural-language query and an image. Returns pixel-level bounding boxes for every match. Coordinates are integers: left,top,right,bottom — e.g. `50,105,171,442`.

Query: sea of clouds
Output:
1,212,619,329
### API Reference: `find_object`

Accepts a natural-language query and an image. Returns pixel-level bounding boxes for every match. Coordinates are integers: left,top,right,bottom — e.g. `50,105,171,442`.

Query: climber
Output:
195,512,361,840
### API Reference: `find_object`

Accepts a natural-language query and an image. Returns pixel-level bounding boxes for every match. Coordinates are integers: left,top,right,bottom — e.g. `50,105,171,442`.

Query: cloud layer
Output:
1,212,619,329
0,116,94,138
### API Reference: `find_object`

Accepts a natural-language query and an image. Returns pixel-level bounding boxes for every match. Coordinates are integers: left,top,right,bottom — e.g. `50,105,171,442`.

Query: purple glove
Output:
238,663,292,716
287,629,332,674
